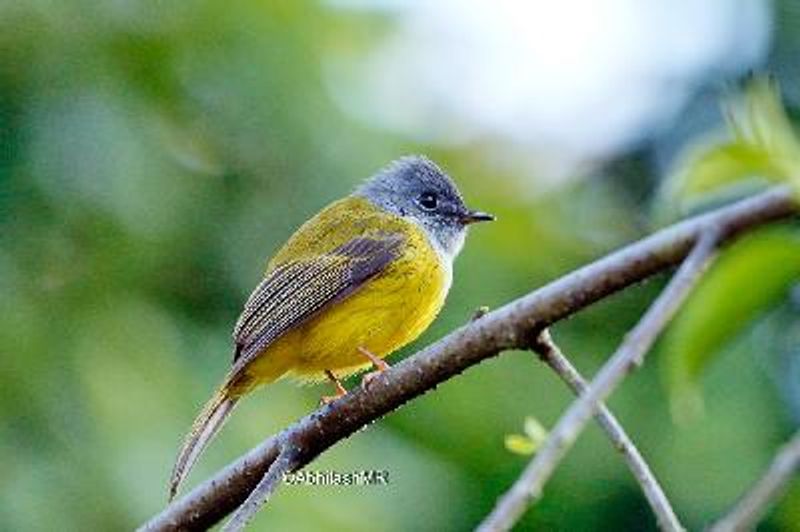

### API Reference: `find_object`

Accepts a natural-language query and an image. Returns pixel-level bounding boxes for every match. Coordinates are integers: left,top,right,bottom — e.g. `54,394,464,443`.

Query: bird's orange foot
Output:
358,346,390,390
320,370,348,406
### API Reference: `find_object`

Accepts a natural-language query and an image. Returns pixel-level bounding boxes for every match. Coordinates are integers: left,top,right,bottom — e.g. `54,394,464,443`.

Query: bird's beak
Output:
461,209,495,225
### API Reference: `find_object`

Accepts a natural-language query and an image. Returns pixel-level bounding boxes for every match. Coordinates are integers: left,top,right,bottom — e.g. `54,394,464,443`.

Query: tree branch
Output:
531,330,683,531
478,230,720,531
222,447,298,532
139,187,795,532
709,429,800,532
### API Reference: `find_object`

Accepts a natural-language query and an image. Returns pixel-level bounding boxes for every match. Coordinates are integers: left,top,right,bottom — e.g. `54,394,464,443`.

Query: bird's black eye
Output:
417,191,438,211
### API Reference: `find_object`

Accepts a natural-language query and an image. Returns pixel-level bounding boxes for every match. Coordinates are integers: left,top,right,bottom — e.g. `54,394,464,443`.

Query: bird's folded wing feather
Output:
230,233,405,374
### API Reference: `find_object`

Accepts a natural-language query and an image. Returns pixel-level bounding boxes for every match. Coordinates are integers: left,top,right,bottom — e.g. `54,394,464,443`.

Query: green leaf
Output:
523,416,548,443
505,416,549,456
504,434,538,456
665,227,800,420
665,77,800,208
673,141,785,198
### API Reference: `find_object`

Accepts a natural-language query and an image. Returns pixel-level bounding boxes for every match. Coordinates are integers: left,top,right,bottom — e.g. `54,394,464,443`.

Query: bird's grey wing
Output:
230,233,404,372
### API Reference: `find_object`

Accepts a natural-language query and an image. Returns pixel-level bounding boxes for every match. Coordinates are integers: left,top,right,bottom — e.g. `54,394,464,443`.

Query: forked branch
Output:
530,330,683,531
222,447,298,532
479,230,719,532
140,187,795,531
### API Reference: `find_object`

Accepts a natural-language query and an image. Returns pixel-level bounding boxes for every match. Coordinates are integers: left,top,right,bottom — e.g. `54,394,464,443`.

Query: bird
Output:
169,155,493,499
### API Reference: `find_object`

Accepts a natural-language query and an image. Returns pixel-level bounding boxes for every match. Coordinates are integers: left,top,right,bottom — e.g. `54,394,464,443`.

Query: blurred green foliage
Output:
665,79,800,209
663,80,800,430
665,227,800,422
0,2,798,532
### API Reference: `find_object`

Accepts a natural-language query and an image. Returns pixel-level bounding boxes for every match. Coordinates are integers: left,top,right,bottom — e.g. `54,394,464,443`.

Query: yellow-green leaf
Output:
666,77,800,208
673,141,784,198
523,416,548,444
505,416,549,455
504,434,538,456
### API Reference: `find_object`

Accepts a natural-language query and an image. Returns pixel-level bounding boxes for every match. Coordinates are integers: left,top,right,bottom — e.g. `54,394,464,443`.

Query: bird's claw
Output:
319,392,346,406
360,370,385,391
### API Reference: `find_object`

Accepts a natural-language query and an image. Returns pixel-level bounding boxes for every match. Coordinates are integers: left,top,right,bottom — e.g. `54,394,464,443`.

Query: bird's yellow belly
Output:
243,242,450,384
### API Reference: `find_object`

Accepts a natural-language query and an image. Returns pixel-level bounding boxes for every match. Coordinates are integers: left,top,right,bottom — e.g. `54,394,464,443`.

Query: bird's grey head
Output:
355,156,494,260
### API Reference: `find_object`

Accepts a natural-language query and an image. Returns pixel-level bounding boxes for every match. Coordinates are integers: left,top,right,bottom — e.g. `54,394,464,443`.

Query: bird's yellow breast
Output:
241,196,451,386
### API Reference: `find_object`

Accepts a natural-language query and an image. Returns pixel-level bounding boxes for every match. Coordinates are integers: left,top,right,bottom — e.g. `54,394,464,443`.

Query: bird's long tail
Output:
169,384,239,500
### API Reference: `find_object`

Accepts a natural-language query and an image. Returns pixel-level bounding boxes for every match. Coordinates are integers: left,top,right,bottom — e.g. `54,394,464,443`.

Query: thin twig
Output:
709,429,800,532
531,330,683,531
479,231,720,532
222,448,298,532
139,187,795,531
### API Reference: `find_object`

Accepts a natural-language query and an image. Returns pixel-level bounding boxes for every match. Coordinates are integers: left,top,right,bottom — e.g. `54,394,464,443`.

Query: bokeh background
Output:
1,0,799,530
